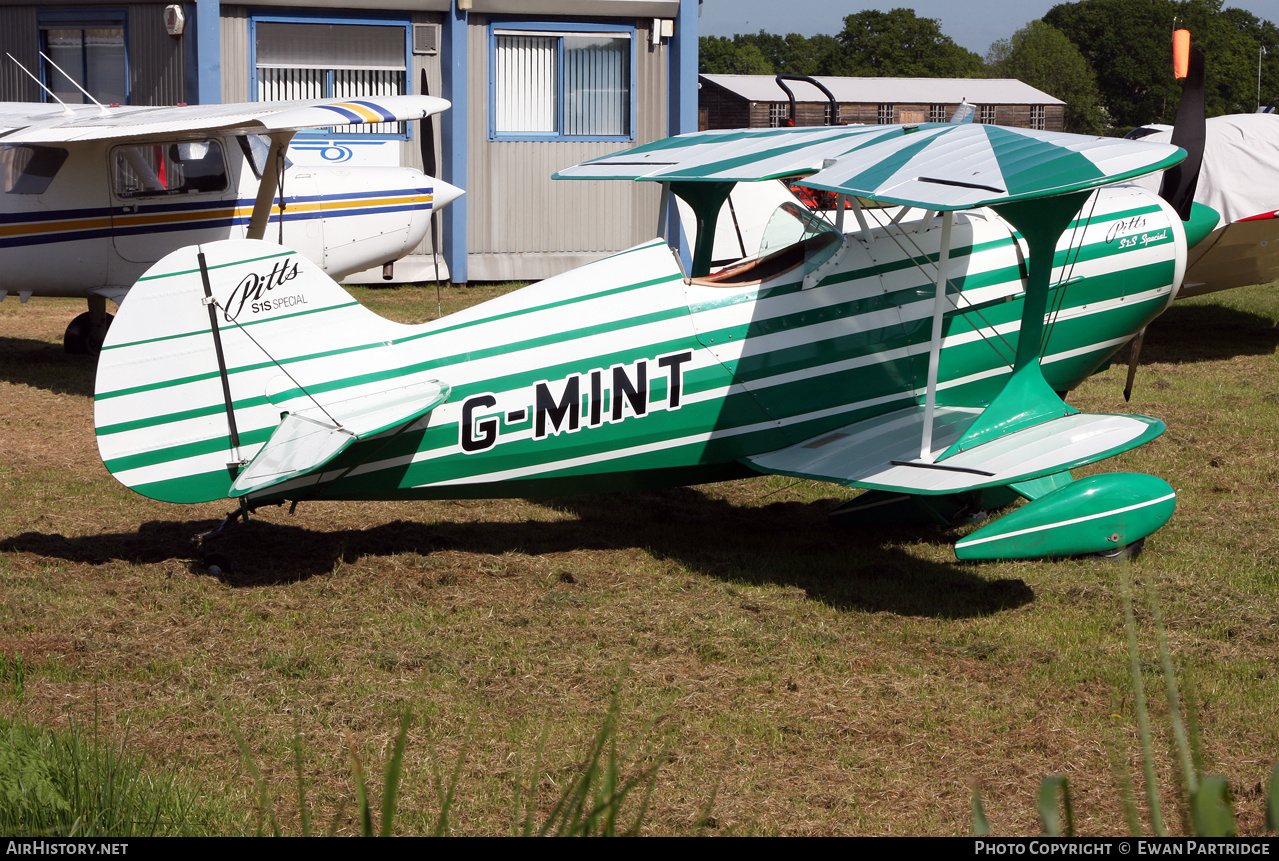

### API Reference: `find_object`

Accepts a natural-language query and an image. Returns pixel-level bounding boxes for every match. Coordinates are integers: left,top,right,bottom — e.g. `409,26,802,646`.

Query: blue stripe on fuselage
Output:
0,187,431,248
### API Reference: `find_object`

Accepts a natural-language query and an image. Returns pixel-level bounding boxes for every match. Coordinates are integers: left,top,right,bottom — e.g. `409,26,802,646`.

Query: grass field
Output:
1,281,1277,835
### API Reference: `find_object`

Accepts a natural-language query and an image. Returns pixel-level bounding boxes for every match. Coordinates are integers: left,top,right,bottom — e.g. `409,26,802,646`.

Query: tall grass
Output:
237,689,675,836
0,715,237,836
513,694,667,836
975,564,1279,837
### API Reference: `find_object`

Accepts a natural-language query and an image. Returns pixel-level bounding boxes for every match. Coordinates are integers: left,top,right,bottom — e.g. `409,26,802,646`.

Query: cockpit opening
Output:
693,199,841,285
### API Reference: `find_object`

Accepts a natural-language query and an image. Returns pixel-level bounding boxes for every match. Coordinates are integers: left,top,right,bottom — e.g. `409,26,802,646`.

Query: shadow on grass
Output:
1140,299,1279,366
0,336,95,397
0,486,1032,620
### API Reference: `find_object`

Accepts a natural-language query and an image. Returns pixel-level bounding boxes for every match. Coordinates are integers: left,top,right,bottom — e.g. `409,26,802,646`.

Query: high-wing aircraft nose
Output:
431,177,464,211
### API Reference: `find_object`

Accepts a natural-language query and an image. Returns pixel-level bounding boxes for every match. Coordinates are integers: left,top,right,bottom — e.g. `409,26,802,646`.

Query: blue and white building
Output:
0,0,700,282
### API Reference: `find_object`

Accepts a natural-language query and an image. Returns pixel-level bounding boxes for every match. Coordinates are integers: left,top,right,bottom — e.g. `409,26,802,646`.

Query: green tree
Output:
709,32,848,77
1044,0,1181,129
986,20,1109,134
1045,0,1279,127
699,35,774,75
1183,2,1279,113
837,8,983,78
797,34,849,76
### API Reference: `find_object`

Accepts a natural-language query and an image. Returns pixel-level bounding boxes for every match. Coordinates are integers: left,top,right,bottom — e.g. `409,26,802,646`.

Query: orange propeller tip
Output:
1173,29,1191,79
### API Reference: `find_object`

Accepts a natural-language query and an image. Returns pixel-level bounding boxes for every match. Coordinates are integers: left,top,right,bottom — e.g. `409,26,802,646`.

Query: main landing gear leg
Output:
64,295,114,355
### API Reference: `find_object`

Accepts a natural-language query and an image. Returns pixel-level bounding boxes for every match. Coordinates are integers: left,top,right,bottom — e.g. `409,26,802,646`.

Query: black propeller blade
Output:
1159,44,1206,221
420,69,444,310
1128,41,1207,401
420,69,438,178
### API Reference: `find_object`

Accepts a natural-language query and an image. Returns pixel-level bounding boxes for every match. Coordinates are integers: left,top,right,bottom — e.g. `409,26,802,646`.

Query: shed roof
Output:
700,74,1065,106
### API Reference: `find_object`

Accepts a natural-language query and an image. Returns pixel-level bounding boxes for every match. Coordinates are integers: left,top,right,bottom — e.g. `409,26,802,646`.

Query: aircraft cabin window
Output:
1,145,69,195
237,134,293,180
490,23,634,141
112,140,229,198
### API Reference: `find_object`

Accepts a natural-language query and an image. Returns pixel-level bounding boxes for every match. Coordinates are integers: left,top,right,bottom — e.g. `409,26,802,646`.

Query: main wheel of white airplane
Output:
64,311,113,356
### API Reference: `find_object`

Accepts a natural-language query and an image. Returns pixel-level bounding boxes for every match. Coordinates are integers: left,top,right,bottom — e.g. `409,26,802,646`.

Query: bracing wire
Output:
275,146,286,246
863,205,1018,368
212,297,343,428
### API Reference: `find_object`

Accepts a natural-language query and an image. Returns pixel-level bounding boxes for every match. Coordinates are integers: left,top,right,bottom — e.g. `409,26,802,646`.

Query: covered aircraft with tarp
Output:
1131,113,1279,296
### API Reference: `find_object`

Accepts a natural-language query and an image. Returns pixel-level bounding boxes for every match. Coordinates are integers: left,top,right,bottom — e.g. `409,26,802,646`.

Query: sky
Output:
697,0,1279,55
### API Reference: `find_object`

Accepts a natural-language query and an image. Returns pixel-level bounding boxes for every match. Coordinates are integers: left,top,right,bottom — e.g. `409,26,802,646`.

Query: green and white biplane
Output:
93,120,1220,560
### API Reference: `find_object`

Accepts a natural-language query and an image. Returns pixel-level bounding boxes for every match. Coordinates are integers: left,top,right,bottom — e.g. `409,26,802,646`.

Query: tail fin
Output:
95,239,445,503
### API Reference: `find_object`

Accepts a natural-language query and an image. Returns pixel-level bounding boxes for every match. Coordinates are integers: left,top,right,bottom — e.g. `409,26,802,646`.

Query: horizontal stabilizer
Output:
742,406,1164,495
230,379,449,496
229,413,356,497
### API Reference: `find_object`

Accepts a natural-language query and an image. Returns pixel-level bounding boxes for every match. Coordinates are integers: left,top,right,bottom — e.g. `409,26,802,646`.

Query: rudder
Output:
95,239,414,503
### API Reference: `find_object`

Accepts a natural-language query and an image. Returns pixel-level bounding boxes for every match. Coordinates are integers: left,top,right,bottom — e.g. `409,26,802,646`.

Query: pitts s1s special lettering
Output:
460,351,693,453
225,259,302,320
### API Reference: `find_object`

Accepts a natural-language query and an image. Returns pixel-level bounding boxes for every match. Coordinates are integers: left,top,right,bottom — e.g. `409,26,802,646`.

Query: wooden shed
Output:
699,74,1066,133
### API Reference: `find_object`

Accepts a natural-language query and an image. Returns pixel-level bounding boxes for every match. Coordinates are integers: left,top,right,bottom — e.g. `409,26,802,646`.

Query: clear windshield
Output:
756,200,841,275
758,200,839,257
237,134,293,179
692,197,843,286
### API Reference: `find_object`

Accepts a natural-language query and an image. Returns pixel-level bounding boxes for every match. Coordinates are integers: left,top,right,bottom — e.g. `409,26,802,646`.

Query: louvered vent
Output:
413,24,439,55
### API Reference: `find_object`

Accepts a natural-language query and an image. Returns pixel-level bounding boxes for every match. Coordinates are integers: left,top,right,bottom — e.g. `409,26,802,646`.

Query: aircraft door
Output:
109,138,241,270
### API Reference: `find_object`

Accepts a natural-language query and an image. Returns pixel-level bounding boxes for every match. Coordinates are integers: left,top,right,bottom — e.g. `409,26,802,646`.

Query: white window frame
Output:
488,19,636,142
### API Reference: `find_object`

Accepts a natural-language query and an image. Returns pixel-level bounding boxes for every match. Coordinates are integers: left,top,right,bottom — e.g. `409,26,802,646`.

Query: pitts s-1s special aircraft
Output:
1,90,461,353
91,117,1220,562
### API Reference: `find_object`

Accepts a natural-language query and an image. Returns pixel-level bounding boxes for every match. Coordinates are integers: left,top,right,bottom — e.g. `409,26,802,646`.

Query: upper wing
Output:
555,123,1185,210
0,95,449,144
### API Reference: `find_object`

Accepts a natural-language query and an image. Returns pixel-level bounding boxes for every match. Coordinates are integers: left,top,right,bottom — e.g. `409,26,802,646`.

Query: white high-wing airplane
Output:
0,94,462,353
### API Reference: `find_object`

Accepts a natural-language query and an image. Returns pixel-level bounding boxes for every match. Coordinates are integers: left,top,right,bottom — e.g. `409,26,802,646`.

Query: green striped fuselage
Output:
93,185,1184,505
